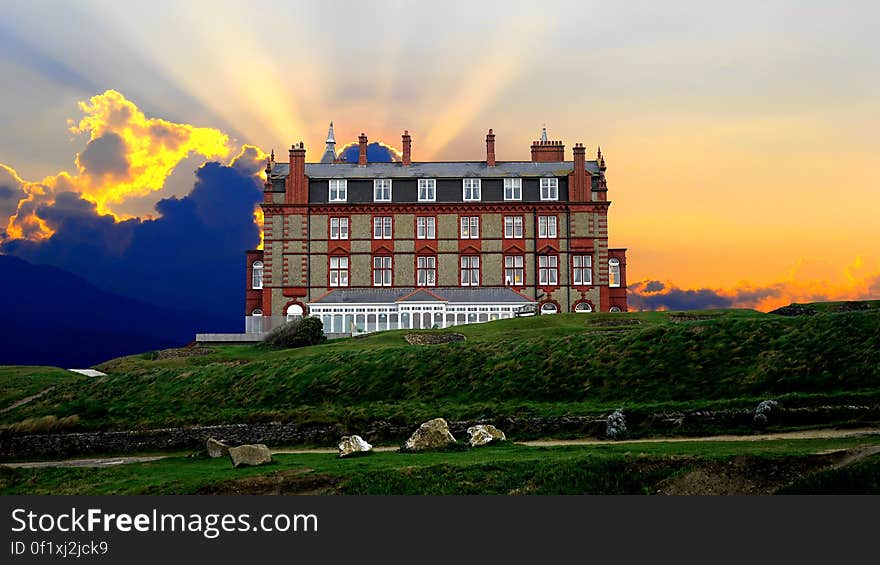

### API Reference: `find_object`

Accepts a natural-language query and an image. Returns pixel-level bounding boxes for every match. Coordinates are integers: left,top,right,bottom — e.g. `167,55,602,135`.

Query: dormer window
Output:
374,179,392,201
463,178,481,201
329,179,347,202
418,179,436,202
540,177,558,200
504,178,522,200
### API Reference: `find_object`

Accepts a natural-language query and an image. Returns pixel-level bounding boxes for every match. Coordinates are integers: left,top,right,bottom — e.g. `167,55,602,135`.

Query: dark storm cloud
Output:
0,167,27,232
77,133,130,178
628,280,785,311
2,160,262,322
338,142,400,163
643,280,665,292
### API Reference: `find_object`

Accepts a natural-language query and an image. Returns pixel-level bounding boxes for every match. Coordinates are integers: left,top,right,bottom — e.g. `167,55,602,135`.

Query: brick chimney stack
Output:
358,133,368,166
572,143,586,202
486,129,496,167
402,130,412,166
287,142,307,204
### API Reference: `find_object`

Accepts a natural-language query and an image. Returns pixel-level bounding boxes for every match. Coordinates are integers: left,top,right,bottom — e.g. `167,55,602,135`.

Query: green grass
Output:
1,303,879,433
0,366,82,408
779,453,880,494
3,435,879,495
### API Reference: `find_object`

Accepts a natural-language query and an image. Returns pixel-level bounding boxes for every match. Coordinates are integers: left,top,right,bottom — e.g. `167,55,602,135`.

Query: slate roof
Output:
309,287,534,305
268,160,601,180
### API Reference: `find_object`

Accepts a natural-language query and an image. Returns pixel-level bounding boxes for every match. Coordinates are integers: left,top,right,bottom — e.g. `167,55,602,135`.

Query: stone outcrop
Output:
403,418,456,451
338,435,373,458
228,444,272,468
467,424,506,447
206,437,230,458
404,333,466,346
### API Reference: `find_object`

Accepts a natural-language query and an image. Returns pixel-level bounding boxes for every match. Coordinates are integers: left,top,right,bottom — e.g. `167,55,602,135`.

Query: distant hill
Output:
0,255,239,367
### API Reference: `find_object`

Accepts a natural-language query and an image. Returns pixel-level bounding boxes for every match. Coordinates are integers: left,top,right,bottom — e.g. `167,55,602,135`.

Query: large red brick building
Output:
245,125,627,335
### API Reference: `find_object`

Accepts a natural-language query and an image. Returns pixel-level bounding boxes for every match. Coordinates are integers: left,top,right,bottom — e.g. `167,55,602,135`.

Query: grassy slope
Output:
1,304,879,432
0,366,82,407
3,435,879,495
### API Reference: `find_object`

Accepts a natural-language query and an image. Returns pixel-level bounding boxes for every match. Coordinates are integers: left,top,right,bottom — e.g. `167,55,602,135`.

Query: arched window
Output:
251,309,263,316
609,258,621,288
540,303,558,315
575,302,593,313
286,304,304,321
252,261,264,290
609,306,622,312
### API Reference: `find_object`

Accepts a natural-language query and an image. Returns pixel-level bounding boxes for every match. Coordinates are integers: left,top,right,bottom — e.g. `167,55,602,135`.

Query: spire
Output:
326,121,335,143
320,121,337,164
597,146,606,171
540,125,548,143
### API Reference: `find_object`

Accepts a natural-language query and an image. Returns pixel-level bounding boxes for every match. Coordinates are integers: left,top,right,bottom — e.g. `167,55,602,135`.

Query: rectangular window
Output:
504,178,522,201
374,178,392,202
329,179,347,202
538,215,558,238
329,256,349,287
463,178,481,201
417,216,436,239
504,255,524,286
539,255,558,286
251,262,263,290
373,256,392,286
503,216,523,238
460,255,480,286
330,217,349,240
540,178,559,201
373,216,392,239
573,255,593,286
460,216,479,239
418,179,436,202
417,256,437,287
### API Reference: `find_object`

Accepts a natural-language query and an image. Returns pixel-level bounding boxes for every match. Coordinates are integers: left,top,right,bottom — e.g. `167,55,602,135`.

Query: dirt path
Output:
0,386,58,414
4,427,879,469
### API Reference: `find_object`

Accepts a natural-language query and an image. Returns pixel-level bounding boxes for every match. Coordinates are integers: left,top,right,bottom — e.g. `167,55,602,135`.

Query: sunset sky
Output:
1,0,878,311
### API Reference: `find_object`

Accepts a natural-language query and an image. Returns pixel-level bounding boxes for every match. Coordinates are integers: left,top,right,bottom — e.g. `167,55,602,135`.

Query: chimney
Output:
572,143,586,202
402,130,412,166
486,129,496,167
358,133,368,166
530,127,565,162
286,142,307,204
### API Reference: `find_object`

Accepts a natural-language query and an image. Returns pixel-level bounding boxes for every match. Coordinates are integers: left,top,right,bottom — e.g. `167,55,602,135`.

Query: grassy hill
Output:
1,300,878,434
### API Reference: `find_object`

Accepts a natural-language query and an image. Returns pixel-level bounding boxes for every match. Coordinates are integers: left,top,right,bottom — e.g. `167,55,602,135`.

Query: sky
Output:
1,0,878,313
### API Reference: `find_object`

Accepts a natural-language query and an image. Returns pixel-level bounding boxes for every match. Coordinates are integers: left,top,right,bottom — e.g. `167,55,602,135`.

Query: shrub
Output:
263,317,327,349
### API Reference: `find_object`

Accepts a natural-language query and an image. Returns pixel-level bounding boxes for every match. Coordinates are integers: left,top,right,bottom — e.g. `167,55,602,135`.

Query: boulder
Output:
467,424,506,447
403,418,456,451
338,435,373,458
206,437,230,458
605,409,627,439
228,444,273,468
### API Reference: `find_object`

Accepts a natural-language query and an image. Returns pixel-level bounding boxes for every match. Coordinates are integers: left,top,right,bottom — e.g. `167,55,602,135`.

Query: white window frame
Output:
538,215,558,238
417,256,437,287
539,255,558,286
540,303,558,315
330,217,349,240
609,258,621,288
329,256,349,287
504,216,523,239
251,309,263,316
417,216,436,239
373,256,392,287
251,261,264,290
573,255,592,285
463,178,481,201
418,179,436,202
460,255,480,286
540,177,559,201
504,178,522,201
504,255,524,286
329,179,347,202
374,178,392,202
373,216,393,239
575,302,593,313
460,216,479,239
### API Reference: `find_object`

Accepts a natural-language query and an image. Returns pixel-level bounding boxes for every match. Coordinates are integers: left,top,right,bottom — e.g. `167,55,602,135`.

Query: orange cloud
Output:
4,90,235,240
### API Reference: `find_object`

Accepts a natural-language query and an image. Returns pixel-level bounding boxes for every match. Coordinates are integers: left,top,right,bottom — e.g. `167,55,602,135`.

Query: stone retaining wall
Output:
1,405,877,460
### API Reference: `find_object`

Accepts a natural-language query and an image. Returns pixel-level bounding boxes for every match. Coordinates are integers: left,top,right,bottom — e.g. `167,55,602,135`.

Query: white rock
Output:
228,444,272,468
403,418,456,451
467,424,506,447
338,435,373,458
